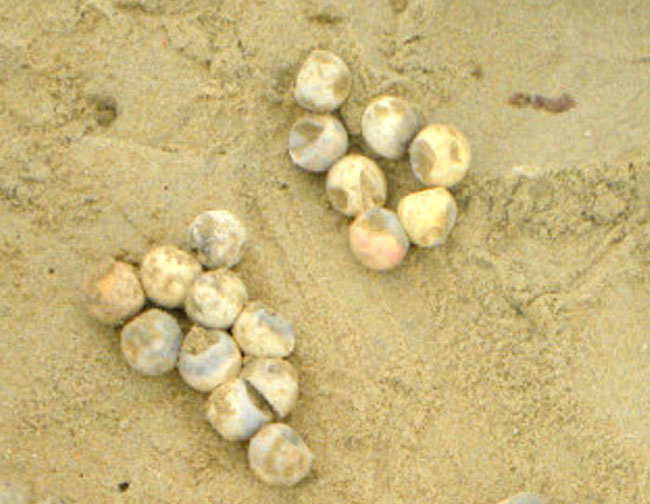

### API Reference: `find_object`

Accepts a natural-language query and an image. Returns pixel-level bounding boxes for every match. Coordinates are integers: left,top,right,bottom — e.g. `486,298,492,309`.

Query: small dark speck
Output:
163,185,169,191
48,268,55,274
118,481,130,492
278,181,289,190
470,63,484,79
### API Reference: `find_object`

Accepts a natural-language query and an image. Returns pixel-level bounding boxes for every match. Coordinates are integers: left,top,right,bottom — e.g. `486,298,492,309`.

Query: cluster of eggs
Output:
288,49,471,271
82,210,313,487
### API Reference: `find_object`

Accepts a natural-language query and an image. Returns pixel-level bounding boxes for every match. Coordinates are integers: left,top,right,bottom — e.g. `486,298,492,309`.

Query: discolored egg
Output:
241,358,298,419
397,187,458,247
326,154,387,217
409,123,471,187
188,210,248,269
177,326,242,392
289,114,348,173
185,269,248,329
231,301,295,358
294,49,351,113
83,258,145,326
140,245,202,309
349,207,410,271
248,423,313,487
205,377,272,442
361,95,420,160
120,308,182,376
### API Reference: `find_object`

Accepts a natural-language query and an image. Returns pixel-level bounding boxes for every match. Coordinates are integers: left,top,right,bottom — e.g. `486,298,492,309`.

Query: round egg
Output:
120,308,182,376
185,269,248,329
248,423,313,487
409,123,471,187
188,210,248,269
205,377,272,442
83,258,145,326
294,49,351,112
289,114,348,173
177,326,242,392
326,154,387,217
231,301,295,358
349,207,410,271
362,95,420,160
397,187,458,247
241,358,298,419
140,245,202,309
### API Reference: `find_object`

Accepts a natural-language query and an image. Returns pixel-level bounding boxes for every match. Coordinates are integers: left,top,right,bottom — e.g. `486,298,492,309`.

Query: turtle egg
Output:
362,95,420,160
83,259,145,326
294,49,351,113
248,423,313,487
497,493,544,504
177,326,242,392
409,123,471,187
188,210,248,269
120,308,182,376
326,154,387,217
241,358,298,418
205,377,272,442
185,269,248,329
397,187,458,247
140,245,202,309
349,207,410,271
289,114,348,173
231,301,295,357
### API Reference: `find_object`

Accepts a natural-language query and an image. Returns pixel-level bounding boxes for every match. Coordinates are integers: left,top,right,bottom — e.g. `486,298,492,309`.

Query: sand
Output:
1,1,649,503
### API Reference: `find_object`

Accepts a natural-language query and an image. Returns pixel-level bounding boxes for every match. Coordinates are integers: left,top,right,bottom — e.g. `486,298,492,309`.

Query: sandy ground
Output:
1,1,650,503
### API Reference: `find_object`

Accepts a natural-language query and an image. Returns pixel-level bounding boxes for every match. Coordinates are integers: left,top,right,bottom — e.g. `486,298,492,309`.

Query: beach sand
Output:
1,1,649,502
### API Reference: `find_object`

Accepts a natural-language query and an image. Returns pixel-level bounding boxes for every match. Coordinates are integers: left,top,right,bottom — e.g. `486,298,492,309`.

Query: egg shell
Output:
185,269,248,329
241,358,299,418
397,187,458,247
361,95,420,160
120,308,182,376
409,123,471,187
294,49,351,112
177,326,242,392
289,114,348,173
349,207,410,271
83,259,145,326
326,154,387,217
140,245,202,309
205,377,272,442
231,301,296,358
248,423,314,487
188,210,248,269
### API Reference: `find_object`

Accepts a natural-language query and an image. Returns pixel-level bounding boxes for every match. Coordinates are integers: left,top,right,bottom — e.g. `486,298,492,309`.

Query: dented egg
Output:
177,326,242,392
294,49,351,112
349,207,410,271
241,358,298,419
409,124,471,187
362,95,420,160
326,154,387,217
231,301,295,358
248,423,313,487
289,114,348,173
397,187,457,247
205,377,272,442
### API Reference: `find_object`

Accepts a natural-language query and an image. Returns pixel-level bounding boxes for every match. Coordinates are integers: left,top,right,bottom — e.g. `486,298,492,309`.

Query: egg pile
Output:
289,49,472,271
83,210,313,487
